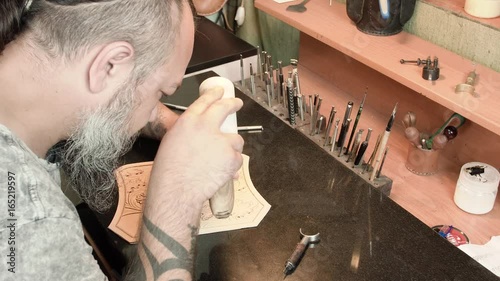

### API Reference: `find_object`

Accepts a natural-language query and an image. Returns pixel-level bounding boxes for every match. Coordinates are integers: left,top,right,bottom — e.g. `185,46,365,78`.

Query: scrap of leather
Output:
193,0,228,16
346,0,416,36
108,162,153,244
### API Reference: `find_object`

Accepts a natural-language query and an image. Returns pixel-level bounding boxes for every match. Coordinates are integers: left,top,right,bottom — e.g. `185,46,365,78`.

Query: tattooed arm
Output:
125,88,244,280
141,102,180,140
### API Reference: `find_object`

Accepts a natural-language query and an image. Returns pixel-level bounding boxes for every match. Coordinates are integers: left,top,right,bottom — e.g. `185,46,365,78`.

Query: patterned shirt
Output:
0,124,106,280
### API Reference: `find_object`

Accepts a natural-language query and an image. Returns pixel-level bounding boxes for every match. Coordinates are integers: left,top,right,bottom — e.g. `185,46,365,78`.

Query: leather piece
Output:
193,0,228,16
346,0,416,36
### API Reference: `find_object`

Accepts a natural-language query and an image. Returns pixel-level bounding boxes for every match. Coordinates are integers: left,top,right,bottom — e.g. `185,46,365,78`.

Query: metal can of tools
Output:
454,162,500,215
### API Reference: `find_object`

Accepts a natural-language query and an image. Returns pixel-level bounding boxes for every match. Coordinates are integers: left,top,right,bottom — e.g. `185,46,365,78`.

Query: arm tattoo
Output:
138,216,198,279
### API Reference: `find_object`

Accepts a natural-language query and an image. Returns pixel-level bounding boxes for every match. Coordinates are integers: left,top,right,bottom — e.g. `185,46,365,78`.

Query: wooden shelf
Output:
254,0,500,245
281,65,500,245
255,0,500,136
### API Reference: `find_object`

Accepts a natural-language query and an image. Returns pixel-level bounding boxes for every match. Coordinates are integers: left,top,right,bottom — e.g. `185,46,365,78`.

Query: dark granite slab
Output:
118,71,497,281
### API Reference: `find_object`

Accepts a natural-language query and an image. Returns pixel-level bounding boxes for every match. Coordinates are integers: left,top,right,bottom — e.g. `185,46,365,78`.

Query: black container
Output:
346,0,416,36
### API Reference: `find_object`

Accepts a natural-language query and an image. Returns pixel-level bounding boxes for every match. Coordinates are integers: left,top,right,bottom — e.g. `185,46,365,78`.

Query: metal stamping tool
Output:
278,61,284,104
330,119,340,152
250,63,256,96
310,95,317,134
347,129,364,163
309,95,313,117
269,65,275,100
323,106,336,146
337,101,354,155
261,51,268,74
291,59,302,99
310,98,323,136
256,45,262,80
237,125,263,132
316,115,325,134
240,54,245,88
297,94,304,121
345,93,367,155
287,78,296,125
282,82,287,108
354,128,372,166
266,54,272,73
283,228,320,278
265,72,272,107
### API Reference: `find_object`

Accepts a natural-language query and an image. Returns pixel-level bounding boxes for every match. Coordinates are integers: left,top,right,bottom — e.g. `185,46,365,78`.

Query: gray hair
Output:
20,0,187,82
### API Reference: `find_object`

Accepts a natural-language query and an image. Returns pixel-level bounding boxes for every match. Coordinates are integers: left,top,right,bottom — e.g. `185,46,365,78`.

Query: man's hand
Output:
125,87,244,280
149,87,244,206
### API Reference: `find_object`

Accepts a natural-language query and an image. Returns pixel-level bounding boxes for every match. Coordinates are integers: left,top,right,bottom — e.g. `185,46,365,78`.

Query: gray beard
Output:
60,84,139,213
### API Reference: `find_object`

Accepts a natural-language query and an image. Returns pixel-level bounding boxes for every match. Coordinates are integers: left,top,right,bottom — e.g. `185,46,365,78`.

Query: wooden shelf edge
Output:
255,0,500,137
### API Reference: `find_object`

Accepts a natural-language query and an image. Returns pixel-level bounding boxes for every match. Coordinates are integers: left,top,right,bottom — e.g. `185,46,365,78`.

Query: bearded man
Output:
0,0,243,280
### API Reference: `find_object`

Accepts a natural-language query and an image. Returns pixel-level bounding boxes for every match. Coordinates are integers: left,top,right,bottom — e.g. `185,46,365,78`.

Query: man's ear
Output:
88,42,134,93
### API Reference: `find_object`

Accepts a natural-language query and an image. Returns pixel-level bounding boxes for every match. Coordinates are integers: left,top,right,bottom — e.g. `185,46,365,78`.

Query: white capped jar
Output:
454,162,500,214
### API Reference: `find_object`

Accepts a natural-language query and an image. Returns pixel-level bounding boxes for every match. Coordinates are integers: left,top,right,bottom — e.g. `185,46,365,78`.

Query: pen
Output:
369,103,398,181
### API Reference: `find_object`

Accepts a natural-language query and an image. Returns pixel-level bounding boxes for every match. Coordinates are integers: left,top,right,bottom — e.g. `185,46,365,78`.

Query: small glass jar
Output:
454,162,500,214
405,143,441,176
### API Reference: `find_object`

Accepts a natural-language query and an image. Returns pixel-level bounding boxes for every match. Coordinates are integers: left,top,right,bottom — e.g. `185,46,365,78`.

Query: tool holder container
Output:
236,78,393,196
